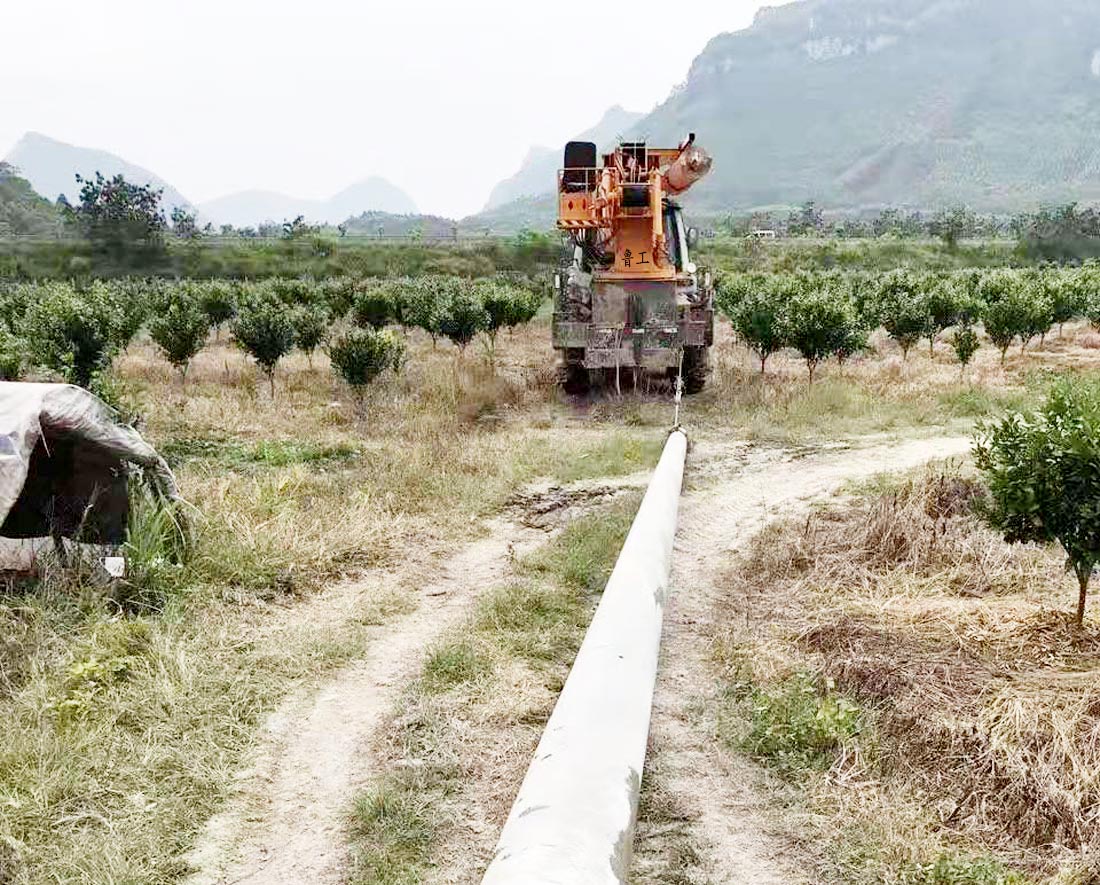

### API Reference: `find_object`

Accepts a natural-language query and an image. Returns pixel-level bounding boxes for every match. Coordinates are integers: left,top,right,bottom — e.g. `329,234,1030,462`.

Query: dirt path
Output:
636,434,973,883
186,515,552,885
185,473,647,885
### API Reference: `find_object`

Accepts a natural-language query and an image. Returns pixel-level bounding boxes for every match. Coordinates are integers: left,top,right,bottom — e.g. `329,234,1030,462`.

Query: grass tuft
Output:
421,641,492,694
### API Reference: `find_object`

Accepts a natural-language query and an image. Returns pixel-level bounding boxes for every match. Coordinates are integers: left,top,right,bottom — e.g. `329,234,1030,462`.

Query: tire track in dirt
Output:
636,435,973,883
185,516,553,885
185,476,647,885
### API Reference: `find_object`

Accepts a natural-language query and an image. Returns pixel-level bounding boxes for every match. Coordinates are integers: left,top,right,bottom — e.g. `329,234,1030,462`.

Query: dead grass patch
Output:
717,466,1100,882
348,495,640,884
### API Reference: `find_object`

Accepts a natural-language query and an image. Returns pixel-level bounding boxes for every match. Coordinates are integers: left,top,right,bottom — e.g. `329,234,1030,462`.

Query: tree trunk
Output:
760,354,767,375
1078,571,1091,626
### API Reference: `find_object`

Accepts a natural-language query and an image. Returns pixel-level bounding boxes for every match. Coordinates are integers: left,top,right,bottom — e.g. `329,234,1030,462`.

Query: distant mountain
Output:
200,178,418,227
4,132,195,215
635,0,1100,213
477,0,1100,225
0,162,60,237
482,105,644,211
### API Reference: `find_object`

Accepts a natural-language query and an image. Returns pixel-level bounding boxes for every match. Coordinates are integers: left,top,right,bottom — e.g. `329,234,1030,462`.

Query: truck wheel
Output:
562,364,590,395
683,347,710,394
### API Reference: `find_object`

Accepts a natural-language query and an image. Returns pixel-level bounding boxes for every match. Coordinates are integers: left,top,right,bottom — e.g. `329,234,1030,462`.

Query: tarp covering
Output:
0,382,178,546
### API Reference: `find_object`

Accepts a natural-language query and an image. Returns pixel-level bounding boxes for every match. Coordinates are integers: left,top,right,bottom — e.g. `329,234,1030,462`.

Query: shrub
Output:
291,303,329,366
393,277,442,343
975,379,1100,625
231,290,296,395
923,275,961,356
352,281,396,329
0,329,25,380
148,284,211,380
329,327,405,408
438,283,488,352
198,280,237,332
878,270,928,360
721,281,787,374
21,281,126,387
982,292,1031,364
474,279,537,368
951,323,980,374
783,288,856,382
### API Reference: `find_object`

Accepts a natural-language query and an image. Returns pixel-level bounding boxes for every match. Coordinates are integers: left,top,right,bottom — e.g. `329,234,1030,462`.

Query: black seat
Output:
563,141,597,191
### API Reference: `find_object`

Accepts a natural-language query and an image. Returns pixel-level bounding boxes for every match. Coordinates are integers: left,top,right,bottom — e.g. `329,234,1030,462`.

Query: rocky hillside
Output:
0,163,60,237
640,0,1100,213
476,0,1100,225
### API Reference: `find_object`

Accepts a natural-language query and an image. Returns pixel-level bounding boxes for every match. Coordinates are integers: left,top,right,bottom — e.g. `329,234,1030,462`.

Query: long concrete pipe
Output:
481,429,688,885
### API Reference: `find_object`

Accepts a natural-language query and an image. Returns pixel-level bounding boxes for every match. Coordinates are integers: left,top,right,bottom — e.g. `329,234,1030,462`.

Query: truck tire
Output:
562,363,591,395
683,347,709,394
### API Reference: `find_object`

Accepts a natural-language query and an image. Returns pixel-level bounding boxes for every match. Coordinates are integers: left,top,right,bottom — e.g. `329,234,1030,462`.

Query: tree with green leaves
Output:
439,283,489,353
951,323,980,377
231,289,296,396
66,172,167,269
329,327,406,411
475,279,536,370
720,279,788,374
978,271,1031,364
198,281,237,336
0,329,25,381
148,284,211,382
291,303,329,367
1019,275,1055,352
976,380,1100,625
878,270,928,360
782,288,854,383
352,282,396,329
923,275,960,357
21,281,127,387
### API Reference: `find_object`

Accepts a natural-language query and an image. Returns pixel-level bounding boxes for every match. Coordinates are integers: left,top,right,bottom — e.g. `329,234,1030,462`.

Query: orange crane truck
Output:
552,134,715,394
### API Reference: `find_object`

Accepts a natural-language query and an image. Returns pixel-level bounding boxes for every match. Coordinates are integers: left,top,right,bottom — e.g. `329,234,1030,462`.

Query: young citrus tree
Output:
21,281,126,388
439,282,489,354
352,281,396,329
329,327,405,412
782,285,854,383
976,380,1100,625
878,269,928,360
951,323,980,378
291,303,329,368
720,278,788,375
198,280,237,337
148,284,212,382
923,274,961,357
231,289,296,396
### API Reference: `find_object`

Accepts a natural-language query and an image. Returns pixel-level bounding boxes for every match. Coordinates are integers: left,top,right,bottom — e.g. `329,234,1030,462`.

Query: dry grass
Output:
0,320,668,884
716,467,1100,883
347,494,641,884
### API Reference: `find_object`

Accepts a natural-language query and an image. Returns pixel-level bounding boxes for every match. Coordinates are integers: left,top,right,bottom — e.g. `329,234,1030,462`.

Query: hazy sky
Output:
2,0,792,218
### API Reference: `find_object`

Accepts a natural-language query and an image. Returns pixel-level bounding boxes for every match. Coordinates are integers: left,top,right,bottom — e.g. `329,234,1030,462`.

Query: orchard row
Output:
0,275,544,397
716,266,1100,378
